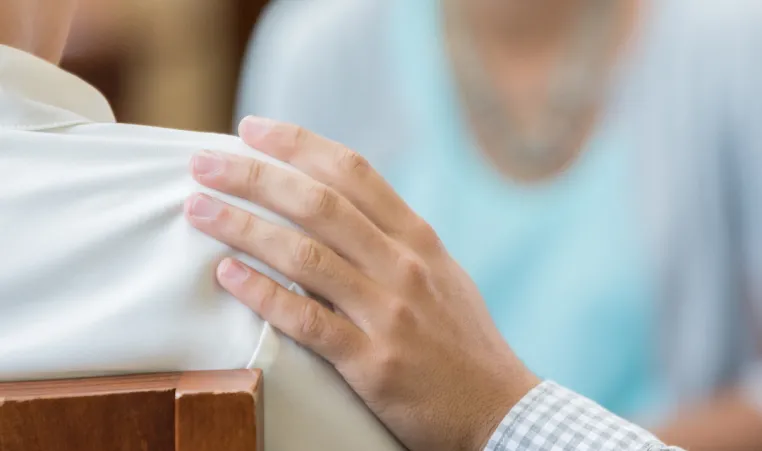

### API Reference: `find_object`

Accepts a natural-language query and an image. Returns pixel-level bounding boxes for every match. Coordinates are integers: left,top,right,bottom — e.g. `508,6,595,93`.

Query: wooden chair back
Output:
0,370,263,451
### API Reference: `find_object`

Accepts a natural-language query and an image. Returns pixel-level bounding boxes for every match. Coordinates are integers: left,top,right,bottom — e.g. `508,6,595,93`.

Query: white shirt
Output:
0,45,402,451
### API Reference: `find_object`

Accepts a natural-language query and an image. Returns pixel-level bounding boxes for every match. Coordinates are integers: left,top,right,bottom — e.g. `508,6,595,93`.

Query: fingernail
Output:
188,195,224,220
193,151,225,177
239,116,275,142
219,259,250,284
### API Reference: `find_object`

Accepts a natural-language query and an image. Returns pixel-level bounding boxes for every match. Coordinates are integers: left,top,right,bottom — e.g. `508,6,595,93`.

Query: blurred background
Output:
62,0,268,133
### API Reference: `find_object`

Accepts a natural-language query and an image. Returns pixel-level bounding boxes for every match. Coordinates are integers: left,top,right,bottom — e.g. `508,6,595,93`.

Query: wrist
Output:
467,365,541,451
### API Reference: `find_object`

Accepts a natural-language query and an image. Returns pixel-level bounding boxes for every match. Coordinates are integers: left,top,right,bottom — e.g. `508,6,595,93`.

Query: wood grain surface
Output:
0,370,262,451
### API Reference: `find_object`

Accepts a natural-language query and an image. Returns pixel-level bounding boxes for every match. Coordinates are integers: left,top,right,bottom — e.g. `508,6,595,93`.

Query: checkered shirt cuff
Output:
485,381,683,451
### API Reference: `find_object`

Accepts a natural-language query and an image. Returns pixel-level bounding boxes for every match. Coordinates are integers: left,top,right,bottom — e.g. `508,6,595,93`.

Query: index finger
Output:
238,116,416,237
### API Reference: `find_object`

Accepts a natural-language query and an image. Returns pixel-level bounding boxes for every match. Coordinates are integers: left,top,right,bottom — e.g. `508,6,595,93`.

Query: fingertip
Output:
217,258,252,287
185,193,224,221
239,116,276,145
191,150,226,180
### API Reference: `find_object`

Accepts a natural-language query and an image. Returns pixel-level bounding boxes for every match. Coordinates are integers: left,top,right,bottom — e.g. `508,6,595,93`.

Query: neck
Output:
455,0,589,53
0,0,77,63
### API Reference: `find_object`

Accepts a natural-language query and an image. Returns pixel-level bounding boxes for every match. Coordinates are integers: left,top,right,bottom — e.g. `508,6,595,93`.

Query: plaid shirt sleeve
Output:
485,381,683,451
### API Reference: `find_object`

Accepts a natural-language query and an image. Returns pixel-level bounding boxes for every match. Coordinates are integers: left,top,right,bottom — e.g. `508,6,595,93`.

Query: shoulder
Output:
237,0,411,164
250,0,374,62
236,0,393,130
679,0,762,34
245,0,389,86
663,0,762,140
634,0,762,131
649,0,762,63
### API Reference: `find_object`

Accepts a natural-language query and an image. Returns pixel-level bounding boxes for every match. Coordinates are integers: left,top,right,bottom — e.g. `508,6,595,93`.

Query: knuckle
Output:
245,159,265,189
381,305,416,341
250,277,279,317
378,351,403,374
298,301,325,341
292,236,324,273
236,212,258,240
386,297,415,327
272,123,307,157
292,125,310,149
395,304,416,328
299,185,337,221
410,217,442,253
396,253,430,290
336,148,370,175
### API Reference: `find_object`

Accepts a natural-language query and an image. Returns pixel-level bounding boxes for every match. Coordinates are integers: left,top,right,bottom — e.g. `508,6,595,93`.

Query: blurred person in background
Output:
238,0,762,449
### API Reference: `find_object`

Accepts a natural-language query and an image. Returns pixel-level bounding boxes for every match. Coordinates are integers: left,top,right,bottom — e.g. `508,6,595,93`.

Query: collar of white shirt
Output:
0,44,115,131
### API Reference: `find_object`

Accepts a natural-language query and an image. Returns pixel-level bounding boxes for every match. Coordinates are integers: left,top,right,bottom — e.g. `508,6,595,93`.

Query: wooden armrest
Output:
0,370,263,451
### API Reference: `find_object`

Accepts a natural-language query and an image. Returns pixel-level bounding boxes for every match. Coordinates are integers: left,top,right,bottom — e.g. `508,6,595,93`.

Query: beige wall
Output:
66,0,238,133
123,0,237,132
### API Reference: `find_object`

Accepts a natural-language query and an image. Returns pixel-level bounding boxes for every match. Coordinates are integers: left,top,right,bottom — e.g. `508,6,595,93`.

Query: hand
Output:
185,117,540,451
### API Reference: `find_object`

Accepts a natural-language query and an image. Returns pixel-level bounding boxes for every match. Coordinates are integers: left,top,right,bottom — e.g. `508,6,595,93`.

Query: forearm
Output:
487,382,682,451
655,393,762,451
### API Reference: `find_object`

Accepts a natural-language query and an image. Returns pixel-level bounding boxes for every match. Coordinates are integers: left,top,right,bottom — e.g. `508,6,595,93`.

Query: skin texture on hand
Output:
185,116,540,451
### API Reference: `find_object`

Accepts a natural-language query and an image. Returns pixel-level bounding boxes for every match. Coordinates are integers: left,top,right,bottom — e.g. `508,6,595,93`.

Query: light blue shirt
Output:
384,0,660,418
